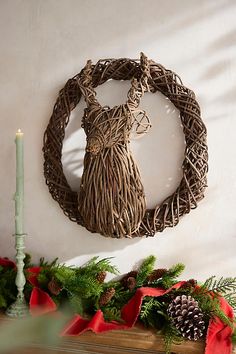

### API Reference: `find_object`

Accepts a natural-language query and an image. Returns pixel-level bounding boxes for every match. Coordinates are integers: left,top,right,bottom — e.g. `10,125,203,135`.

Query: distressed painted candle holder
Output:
43,53,208,238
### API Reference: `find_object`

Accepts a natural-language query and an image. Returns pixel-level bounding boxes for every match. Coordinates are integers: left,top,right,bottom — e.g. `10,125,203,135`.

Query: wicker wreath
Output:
43,53,208,238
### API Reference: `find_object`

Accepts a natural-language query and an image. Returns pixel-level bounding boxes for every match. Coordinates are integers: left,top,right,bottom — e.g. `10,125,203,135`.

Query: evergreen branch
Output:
136,255,156,287
202,276,215,291
139,297,167,330
64,274,104,298
140,298,157,320
162,322,183,354
214,304,234,328
95,258,119,275
106,284,133,310
192,293,215,317
54,266,75,285
195,292,234,329
232,328,236,344
82,257,119,275
84,256,99,267
224,293,236,310
24,254,33,268
39,257,59,268
37,271,50,287
0,294,7,308
156,263,185,289
0,268,17,309
68,294,84,316
102,307,122,322
201,276,236,295
166,263,185,279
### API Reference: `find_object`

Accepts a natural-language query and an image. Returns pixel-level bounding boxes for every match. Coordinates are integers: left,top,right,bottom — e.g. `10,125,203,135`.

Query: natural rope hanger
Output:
43,53,208,238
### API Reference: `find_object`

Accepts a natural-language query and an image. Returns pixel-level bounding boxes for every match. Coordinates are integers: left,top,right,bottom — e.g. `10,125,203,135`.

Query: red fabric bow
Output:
27,266,57,315
27,266,42,287
0,257,16,269
29,287,57,316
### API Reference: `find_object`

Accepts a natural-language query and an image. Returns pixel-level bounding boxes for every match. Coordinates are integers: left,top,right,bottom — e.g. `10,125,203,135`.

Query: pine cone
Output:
96,271,107,283
188,279,197,287
126,277,136,291
167,294,205,341
120,271,138,288
99,288,115,306
48,278,62,296
147,268,168,282
182,279,198,289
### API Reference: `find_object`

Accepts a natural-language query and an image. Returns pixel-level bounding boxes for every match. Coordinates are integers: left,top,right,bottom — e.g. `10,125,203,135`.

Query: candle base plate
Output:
6,296,29,318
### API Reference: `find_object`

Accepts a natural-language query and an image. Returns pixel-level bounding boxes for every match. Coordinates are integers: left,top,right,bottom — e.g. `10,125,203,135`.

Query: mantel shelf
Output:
0,313,210,354
1,313,236,354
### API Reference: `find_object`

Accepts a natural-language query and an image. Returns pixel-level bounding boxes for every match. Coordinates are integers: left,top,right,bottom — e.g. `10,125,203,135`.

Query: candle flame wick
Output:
17,129,22,133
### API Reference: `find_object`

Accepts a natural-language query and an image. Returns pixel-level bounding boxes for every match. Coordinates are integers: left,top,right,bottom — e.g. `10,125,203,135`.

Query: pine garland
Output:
0,254,235,353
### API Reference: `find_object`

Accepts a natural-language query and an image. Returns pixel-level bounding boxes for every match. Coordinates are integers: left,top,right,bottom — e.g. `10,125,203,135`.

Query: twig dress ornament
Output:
43,53,208,238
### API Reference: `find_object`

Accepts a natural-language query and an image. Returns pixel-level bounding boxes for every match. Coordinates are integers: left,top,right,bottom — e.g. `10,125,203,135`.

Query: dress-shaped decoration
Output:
77,54,151,237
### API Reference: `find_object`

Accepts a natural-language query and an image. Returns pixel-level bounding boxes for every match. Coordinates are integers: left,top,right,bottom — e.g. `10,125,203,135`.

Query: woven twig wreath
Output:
43,53,208,238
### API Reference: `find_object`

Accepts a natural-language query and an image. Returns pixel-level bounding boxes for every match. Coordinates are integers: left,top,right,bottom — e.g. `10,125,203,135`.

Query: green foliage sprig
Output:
191,275,236,330
0,266,17,308
159,263,185,289
224,293,236,310
140,297,167,329
201,276,236,298
162,322,183,354
203,276,236,293
139,296,183,353
136,255,156,287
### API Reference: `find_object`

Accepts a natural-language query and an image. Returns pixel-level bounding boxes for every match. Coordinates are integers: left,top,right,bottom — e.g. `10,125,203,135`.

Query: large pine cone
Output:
167,295,205,341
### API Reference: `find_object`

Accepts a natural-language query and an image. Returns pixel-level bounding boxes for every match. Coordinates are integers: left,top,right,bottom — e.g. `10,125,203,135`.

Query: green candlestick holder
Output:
6,233,29,317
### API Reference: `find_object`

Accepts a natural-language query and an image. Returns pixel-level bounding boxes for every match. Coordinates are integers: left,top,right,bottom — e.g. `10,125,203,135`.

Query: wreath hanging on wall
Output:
43,53,208,238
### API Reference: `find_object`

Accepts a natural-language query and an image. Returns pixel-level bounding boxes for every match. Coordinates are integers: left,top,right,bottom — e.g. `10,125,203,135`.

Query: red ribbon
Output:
27,266,42,287
27,266,57,315
205,296,234,354
0,257,16,269
29,287,57,315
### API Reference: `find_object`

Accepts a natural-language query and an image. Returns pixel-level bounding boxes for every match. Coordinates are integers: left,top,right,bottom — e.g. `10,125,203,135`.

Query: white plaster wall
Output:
0,0,236,281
